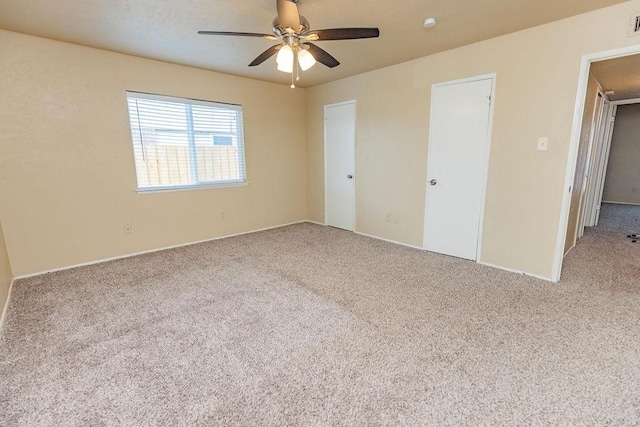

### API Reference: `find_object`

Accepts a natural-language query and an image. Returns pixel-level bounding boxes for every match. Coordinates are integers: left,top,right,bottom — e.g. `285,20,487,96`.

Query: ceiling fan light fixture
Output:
277,60,294,73
198,0,379,85
276,44,294,73
298,48,316,71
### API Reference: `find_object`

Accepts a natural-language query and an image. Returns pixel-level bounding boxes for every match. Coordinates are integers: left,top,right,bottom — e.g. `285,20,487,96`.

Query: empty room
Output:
1,0,639,424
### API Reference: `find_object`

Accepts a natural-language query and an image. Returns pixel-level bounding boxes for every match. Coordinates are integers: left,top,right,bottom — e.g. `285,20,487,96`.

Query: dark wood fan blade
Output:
249,45,281,67
276,0,301,31
306,43,340,68
198,31,274,38
308,28,380,41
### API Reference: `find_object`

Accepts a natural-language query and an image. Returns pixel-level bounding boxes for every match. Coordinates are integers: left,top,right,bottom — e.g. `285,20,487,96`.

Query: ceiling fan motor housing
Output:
272,15,310,36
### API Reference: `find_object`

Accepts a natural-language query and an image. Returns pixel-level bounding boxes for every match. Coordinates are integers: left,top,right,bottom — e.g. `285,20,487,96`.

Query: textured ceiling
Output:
0,0,629,88
591,54,640,101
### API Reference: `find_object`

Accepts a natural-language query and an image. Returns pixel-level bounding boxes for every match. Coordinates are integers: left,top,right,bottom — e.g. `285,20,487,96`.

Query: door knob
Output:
347,174,354,179
429,179,437,186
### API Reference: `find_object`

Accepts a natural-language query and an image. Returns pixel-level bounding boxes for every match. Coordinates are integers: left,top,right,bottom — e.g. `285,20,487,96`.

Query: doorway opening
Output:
555,47,640,281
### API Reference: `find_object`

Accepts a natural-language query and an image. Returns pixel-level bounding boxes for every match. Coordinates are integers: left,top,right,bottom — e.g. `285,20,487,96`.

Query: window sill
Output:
135,181,249,194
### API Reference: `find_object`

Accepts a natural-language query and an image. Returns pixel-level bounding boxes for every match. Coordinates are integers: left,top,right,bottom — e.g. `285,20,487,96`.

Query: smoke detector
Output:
424,18,437,28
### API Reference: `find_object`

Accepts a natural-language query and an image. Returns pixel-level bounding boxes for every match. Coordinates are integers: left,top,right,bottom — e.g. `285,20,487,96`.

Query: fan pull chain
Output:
291,49,298,89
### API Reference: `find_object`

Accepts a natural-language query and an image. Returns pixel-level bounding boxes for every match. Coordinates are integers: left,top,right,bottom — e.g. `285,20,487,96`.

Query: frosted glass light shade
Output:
277,61,293,73
276,45,294,73
298,49,316,71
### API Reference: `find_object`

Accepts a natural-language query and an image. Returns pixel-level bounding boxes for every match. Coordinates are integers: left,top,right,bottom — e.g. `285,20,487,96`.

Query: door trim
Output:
324,100,356,230
422,73,497,261
554,45,640,282
584,97,613,227
577,88,605,238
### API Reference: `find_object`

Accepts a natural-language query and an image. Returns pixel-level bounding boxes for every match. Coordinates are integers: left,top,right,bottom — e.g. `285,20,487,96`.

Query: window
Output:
126,91,246,192
213,136,233,146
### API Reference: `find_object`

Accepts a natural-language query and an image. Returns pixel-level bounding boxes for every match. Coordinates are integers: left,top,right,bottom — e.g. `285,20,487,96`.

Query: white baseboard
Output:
354,231,423,250
354,231,552,282
15,220,308,280
307,222,423,251
0,278,15,331
477,261,554,283
11,219,555,291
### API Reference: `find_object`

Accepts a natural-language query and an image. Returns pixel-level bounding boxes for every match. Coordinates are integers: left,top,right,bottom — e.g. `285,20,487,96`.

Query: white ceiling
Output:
0,0,628,88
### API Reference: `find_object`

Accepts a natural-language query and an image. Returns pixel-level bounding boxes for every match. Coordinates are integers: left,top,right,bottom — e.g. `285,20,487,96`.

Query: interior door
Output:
424,77,493,260
325,101,356,231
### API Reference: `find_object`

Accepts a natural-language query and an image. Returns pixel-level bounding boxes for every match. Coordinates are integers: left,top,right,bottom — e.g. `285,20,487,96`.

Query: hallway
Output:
562,202,639,286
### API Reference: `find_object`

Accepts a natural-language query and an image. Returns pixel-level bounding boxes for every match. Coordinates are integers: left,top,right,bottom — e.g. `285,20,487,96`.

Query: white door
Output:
424,77,493,260
325,101,356,231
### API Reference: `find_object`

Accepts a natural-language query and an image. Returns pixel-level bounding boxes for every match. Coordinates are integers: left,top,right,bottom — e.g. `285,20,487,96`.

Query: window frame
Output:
125,91,248,194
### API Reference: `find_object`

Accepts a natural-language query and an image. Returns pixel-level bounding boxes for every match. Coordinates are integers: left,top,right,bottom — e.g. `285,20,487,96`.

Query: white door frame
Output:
423,73,497,261
324,100,357,229
554,45,640,282
577,87,605,237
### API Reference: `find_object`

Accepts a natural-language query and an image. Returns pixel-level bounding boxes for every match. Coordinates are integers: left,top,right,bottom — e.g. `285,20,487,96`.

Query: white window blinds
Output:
126,91,246,191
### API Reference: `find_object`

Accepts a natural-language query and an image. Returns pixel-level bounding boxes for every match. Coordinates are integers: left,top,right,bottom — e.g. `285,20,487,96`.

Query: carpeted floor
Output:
597,202,640,234
1,205,639,425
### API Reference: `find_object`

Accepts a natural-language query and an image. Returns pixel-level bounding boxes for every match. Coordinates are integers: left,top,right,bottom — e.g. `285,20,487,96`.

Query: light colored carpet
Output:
597,202,640,234
1,214,639,425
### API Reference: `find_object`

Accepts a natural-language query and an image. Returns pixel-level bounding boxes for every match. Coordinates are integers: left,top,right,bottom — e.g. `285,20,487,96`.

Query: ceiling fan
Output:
198,0,380,87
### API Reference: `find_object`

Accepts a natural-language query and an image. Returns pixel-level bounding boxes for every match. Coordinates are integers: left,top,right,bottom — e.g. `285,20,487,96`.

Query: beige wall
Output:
0,218,13,319
565,73,602,254
0,30,307,276
602,103,640,204
306,1,640,279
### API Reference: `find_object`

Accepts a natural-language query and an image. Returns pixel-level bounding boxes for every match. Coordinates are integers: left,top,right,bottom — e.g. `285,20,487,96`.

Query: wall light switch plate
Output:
537,137,549,151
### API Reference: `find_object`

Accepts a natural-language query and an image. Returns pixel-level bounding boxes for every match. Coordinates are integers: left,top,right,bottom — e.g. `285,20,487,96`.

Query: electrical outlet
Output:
385,214,392,223
393,216,400,224
123,225,133,234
